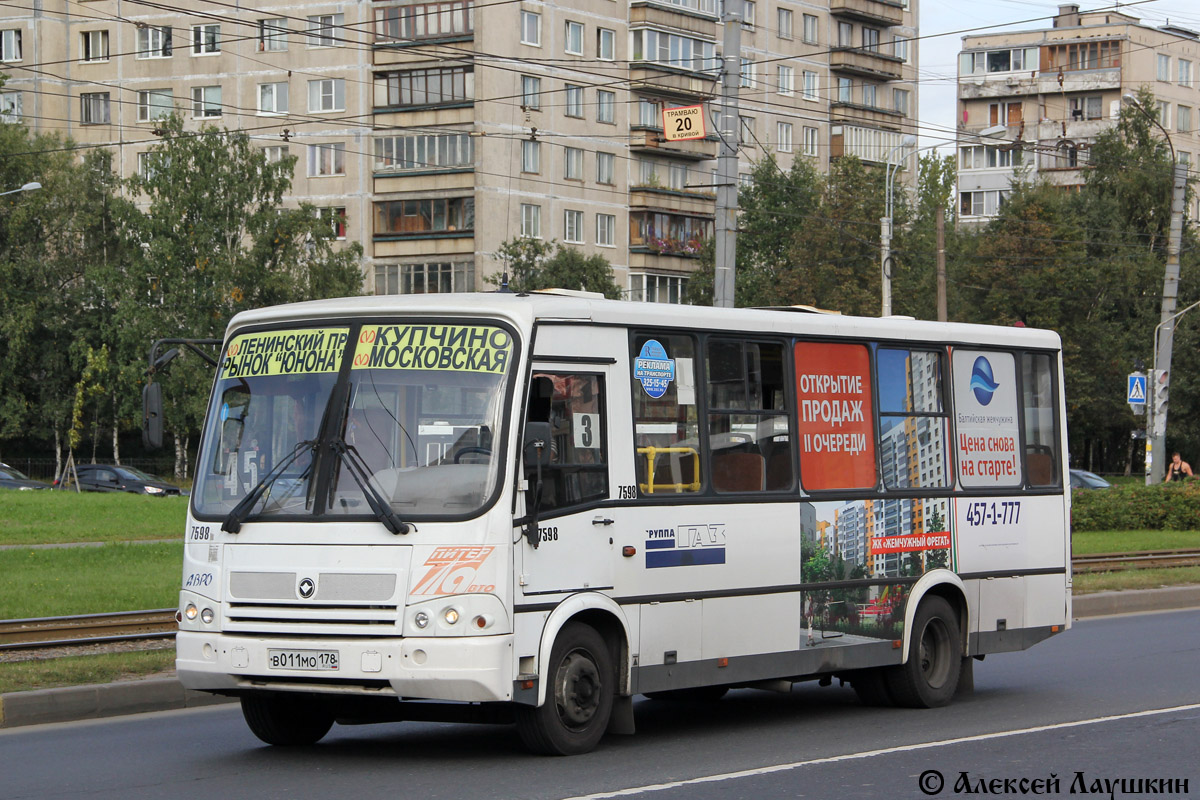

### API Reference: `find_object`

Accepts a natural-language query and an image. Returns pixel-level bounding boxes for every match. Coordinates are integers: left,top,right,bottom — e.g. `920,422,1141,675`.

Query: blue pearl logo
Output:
970,356,1000,405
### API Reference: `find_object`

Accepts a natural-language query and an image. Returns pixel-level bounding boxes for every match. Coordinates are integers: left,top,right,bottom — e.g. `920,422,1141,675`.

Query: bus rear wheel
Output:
886,596,962,708
516,622,614,755
241,692,335,746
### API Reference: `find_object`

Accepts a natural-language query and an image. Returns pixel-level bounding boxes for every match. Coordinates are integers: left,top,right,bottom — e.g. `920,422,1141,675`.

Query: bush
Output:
1072,481,1200,531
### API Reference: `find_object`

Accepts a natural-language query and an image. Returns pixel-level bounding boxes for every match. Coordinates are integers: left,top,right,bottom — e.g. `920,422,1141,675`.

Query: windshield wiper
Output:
331,440,411,535
222,439,317,534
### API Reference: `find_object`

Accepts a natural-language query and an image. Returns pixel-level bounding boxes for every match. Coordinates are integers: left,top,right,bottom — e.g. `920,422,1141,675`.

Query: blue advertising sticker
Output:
634,339,675,399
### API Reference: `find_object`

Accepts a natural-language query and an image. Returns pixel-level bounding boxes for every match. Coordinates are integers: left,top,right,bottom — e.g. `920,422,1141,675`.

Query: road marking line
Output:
563,703,1200,800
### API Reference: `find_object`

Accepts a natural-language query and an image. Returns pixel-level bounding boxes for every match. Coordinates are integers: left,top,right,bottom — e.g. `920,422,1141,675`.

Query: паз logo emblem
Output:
298,577,316,599
970,356,1000,406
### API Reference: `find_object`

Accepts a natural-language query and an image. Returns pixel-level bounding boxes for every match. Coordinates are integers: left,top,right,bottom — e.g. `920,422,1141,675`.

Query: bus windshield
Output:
192,322,515,522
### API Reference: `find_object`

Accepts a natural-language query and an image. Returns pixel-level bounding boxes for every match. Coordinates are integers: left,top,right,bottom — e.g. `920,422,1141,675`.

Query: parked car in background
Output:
54,464,183,496
0,464,52,490
1069,469,1112,490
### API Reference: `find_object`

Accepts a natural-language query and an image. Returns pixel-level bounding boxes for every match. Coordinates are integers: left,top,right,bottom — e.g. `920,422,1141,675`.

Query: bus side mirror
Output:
523,422,552,472
143,381,163,451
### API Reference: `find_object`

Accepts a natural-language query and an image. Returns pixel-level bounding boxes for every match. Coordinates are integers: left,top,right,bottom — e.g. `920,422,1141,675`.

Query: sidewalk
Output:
3,586,1199,730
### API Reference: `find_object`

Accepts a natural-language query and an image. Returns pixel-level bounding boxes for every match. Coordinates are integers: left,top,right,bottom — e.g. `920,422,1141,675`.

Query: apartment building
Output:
957,3,1200,223
0,0,917,299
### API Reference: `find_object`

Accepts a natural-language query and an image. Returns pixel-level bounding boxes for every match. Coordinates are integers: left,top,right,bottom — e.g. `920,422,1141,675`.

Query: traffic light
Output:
1152,369,1170,437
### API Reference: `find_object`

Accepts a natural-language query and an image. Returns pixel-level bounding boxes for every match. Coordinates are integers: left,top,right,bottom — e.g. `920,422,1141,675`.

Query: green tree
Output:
488,237,621,298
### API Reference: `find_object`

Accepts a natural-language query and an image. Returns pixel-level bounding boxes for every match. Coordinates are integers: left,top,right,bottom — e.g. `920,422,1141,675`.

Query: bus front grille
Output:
223,602,401,636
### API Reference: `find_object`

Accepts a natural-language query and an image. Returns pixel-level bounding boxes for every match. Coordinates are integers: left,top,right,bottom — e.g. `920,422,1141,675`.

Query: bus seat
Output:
1026,449,1055,486
712,451,764,492
763,447,793,491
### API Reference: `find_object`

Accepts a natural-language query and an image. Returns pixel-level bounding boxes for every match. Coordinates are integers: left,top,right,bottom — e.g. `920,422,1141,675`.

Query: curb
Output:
3,588,1198,731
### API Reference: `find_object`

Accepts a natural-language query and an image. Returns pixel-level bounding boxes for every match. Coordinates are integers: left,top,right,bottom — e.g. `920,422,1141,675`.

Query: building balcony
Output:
830,0,906,27
630,187,715,216
630,2,718,37
629,64,720,102
830,47,904,80
629,128,719,161
957,67,1121,99
831,102,906,130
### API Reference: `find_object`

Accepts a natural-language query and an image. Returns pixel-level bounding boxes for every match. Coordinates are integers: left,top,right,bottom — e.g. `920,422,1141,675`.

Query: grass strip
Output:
1071,529,1199,555
1073,567,1200,594
0,542,182,619
0,492,187,546
0,649,176,695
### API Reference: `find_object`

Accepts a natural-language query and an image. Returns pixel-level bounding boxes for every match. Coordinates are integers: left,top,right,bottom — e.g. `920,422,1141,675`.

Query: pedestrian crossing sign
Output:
1128,373,1147,405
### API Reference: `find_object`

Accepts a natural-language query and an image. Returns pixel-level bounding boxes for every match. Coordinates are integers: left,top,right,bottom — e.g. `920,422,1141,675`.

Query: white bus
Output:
171,292,1070,754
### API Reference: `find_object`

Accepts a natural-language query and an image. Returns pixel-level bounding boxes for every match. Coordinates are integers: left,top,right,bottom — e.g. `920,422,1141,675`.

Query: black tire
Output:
849,668,895,707
885,596,962,708
645,685,729,702
241,692,335,746
516,622,615,755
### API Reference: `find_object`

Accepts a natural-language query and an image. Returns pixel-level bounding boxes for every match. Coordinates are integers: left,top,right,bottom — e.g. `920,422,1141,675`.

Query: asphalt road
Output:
3,609,1198,800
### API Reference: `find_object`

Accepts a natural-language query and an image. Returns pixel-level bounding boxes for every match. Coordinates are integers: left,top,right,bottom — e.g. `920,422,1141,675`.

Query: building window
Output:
1068,95,1101,121
191,24,220,55
80,92,110,124
137,89,174,122
307,14,343,47
565,84,584,118
637,98,661,128
258,82,289,114
1043,40,1120,72
521,11,540,45
894,35,909,62
960,47,1039,75
777,65,794,96
739,115,755,146
837,21,853,47
598,27,615,60
1156,100,1171,128
0,29,21,62
382,66,473,106
777,122,793,153
597,151,615,184
1158,54,1171,82
521,203,541,238
631,211,711,255
802,14,818,44
374,132,473,171
862,27,879,53
1180,59,1193,88
597,213,615,247
628,273,688,303
862,83,876,108
522,139,540,173
803,126,818,156
631,29,717,72
565,147,584,180
668,162,688,190
837,77,852,103
565,20,584,55
740,58,755,88
259,18,288,51
378,2,473,42
894,88,910,116
959,144,1014,170
137,152,163,180
777,8,793,40
742,0,756,28
316,207,347,239
803,71,818,101
521,75,541,110
564,209,585,243
989,100,1022,125
81,30,110,62
0,91,21,123
137,26,172,59
376,262,475,295
597,89,615,123
307,142,346,176
191,85,222,117
308,78,345,112
375,198,474,235
263,145,290,163
960,189,1010,217
1179,105,1192,134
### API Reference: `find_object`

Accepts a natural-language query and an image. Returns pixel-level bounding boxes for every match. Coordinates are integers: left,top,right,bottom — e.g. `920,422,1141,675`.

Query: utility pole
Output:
1147,161,1188,484
713,0,742,308
936,206,947,322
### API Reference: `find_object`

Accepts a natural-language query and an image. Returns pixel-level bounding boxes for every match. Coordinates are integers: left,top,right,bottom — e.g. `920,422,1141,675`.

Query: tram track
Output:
1,550,1197,655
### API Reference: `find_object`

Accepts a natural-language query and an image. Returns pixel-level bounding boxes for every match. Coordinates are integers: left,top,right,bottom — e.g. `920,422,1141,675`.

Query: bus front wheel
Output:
886,596,962,708
516,622,615,755
241,692,335,746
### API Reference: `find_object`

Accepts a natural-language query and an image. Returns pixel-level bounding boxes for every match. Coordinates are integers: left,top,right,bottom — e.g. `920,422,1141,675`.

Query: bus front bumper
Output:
176,630,514,703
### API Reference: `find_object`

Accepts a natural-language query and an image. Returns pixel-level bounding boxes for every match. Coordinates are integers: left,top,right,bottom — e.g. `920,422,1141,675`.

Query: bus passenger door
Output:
518,366,615,595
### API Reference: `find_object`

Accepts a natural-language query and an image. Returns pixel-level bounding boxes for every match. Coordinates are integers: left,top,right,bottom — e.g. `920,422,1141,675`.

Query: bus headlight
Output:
414,610,430,629
443,608,460,625
200,608,214,624
184,603,198,621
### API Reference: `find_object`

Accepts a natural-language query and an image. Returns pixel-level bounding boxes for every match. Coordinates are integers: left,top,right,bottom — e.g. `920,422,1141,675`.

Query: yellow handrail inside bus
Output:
636,446,700,494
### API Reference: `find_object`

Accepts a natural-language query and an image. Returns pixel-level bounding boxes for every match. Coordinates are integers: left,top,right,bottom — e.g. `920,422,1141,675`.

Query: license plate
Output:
267,649,340,671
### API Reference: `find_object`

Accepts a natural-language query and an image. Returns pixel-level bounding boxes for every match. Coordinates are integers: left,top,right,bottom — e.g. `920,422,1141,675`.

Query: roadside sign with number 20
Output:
662,105,706,141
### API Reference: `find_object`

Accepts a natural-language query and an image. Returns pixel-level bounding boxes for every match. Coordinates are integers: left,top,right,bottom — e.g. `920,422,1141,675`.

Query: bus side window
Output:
1022,353,1059,487
706,338,791,493
528,373,608,511
632,334,700,494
